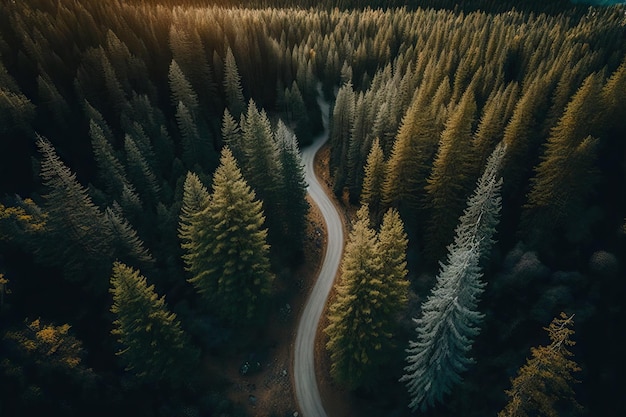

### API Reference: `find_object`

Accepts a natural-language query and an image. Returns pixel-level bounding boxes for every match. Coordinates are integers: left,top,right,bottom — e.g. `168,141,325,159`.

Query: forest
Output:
0,0,625,416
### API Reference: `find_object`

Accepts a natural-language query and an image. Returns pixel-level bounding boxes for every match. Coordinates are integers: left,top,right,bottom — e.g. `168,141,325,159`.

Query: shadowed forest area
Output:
1,0,625,416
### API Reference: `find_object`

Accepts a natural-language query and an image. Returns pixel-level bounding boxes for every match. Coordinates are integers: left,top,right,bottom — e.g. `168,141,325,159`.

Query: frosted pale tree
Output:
401,143,506,411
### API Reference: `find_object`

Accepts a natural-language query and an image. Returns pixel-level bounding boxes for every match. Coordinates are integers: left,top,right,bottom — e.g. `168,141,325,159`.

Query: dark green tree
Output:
110,262,198,387
35,137,113,292
223,47,246,118
275,120,309,259
523,73,602,246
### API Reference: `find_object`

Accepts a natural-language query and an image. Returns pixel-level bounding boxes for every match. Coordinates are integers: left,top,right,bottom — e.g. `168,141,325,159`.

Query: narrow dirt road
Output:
294,92,343,417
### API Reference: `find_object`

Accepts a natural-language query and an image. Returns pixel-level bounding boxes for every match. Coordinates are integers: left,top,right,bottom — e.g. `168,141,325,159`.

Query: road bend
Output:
294,91,344,417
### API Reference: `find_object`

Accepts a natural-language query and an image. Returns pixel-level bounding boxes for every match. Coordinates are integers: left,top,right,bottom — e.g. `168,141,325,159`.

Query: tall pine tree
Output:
401,143,505,411
110,262,198,387
36,137,113,292
361,138,386,223
180,148,274,325
325,205,409,389
275,120,309,260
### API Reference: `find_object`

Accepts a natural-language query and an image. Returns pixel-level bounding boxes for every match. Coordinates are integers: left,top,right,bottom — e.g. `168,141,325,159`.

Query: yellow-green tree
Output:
498,313,582,417
180,148,274,325
523,73,603,246
325,205,409,389
361,138,386,222
424,89,477,261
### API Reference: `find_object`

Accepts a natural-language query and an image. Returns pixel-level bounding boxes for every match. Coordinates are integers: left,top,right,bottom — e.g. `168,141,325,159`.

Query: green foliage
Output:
498,313,582,417
180,148,275,325
0,319,97,414
1,1,626,415
361,138,386,222
424,89,477,261
523,73,603,246
325,206,409,389
110,262,198,387
275,120,310,259
35,137,114,292
329,81,355,195
223,47,246,119
383,91,439,213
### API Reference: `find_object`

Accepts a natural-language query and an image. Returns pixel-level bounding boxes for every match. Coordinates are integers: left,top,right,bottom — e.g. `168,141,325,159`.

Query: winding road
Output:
294,92,344,417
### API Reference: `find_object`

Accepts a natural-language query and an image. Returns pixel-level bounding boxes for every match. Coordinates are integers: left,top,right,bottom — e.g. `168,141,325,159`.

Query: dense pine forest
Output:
1,0,625,416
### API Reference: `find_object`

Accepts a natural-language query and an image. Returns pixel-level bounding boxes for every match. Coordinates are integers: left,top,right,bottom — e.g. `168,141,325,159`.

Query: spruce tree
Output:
383,91,439,214
377,208,410,306
124,134,161,206
361,138,386,222
240,100,283,251
178,171,211,278
36,137,113,291
498,313,582,417
181,148,274,325
275,120,309,258
110,262,198,387
104,207,153,268
221,108,243,162
325,206,409,389
223,47,246,118
401,143,505,411
168,59,198,114
424,89,477,262
329,81,355,195
523,73,602,246
90,120,138,204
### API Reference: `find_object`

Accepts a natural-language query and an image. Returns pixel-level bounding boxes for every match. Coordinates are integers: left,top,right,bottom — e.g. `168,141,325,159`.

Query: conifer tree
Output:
325,206,409,389
240,100,283,250
401,143,505,411
124,134,161,206
37,72,70,127
221,108,243,162
168,59,199,114
501,76,550,196
175,100,202,170
424,89,477,261
90,120,139,206
378,208,410,305
110,262,198,387
523,73,602,245
223,47,246,118
181,148,274,325
383,91,439,213
329,81,355,195
168,25,215,108
361,138,386,222
105,207,153,268
178,171,211,273
498,313,582,417
275,120,309,258
35,137,113,291
600,58,626,128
